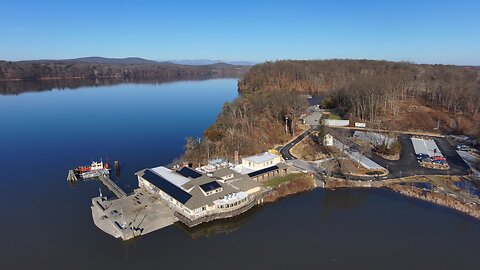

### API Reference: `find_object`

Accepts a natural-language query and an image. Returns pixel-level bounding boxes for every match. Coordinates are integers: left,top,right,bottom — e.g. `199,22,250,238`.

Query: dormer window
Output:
200,181,223,196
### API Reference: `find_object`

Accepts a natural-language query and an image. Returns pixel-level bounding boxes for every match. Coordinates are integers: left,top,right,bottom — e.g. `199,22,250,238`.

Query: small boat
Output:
74,160,110,179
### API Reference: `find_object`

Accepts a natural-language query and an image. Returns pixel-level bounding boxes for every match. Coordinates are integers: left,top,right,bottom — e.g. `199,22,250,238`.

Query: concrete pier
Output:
97,173,127,198
91,188,177,240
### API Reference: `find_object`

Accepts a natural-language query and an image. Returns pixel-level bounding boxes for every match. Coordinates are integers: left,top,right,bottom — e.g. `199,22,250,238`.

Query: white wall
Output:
323,119,350,127
241,155,281,170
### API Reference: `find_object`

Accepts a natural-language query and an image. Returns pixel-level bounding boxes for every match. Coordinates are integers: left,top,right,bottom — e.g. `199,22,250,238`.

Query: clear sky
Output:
1,0,479,65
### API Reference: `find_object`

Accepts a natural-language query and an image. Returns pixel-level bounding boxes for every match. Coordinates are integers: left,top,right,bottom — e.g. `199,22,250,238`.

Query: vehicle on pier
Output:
74,160,110,179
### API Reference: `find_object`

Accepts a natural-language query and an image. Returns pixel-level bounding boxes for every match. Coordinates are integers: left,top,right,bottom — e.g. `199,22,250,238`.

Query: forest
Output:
183,90,307,165
184,59,480,164
239,60,480,134
0,60,249,83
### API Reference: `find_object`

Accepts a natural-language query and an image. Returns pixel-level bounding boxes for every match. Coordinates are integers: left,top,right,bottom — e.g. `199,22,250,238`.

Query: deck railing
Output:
175,196,258,227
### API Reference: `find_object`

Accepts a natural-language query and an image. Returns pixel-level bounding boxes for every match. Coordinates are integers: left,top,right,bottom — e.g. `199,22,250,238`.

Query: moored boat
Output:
74,160,110,179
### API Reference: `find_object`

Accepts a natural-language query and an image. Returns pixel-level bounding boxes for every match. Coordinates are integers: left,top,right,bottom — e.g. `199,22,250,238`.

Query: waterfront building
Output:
232,152,289,181
136,166,261,226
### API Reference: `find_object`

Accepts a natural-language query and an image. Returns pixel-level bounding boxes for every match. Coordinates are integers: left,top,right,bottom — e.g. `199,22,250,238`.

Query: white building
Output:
323,133,334,146
323,119,350,127
241,152,281,171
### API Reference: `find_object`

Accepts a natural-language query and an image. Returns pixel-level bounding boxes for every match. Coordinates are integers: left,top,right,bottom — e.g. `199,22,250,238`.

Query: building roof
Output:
177,167,203,179
243,152,279,164
181,175,213,190
231,164,255,175
199,181,222,192
184,182,237,210
150,166,189,188
212,167,236,178
229,177,260,192
248,165,280,178
141,169,192,204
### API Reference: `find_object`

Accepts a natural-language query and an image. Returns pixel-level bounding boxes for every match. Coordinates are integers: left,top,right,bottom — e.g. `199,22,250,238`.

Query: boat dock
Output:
98,173,127,198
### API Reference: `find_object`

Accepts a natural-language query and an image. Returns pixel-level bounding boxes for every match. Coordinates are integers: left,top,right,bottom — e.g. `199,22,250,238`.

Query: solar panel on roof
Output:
248,165,279,178
199,181,221,192
177,167,203,179
142,170,192,204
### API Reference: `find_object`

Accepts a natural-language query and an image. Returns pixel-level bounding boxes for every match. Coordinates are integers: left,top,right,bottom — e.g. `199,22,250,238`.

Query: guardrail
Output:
98,173,127,198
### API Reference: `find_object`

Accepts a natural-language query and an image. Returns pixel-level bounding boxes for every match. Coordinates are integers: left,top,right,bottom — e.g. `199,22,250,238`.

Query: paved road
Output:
279,127,314,160
279,123,470,181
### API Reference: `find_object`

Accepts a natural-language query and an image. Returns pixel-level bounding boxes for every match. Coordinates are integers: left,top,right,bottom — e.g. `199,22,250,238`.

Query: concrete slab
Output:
91,188,177,240
333,138,385,170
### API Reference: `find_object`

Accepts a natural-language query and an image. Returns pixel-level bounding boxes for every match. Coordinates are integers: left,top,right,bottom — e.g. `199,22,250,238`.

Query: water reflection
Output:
0,76,239,95
319,188,368,217
177,206,262,239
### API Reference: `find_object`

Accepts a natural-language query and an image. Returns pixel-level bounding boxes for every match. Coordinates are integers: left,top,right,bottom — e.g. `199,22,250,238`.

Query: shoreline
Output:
323,177,480,221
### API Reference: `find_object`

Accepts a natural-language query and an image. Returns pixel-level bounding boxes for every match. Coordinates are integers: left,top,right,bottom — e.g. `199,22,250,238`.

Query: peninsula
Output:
75,59,480,241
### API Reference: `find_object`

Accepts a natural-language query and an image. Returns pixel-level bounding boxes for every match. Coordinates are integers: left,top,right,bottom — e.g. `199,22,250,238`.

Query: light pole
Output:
285,115,289,135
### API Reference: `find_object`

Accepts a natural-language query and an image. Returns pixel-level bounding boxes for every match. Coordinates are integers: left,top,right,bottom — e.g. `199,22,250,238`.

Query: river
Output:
1,79,480,269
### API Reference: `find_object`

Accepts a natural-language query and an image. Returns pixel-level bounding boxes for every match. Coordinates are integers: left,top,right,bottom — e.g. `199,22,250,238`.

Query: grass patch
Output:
262,173,303,187
327,113,342,120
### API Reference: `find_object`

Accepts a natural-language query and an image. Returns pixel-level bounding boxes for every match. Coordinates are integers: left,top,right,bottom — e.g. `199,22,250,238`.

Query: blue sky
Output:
1,0,479,65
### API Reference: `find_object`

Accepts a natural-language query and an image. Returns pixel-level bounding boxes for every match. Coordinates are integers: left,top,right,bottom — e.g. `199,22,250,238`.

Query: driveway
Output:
279,127,314,160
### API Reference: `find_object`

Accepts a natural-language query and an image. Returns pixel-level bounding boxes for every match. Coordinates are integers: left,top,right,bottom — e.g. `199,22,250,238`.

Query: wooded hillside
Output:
183,90,308,164
239,60,480,135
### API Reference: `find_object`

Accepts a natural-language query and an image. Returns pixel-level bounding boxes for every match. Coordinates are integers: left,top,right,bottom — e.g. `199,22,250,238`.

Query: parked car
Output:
456,144,472,151
420,157,433,163
433,160,447,165
416,153,429,160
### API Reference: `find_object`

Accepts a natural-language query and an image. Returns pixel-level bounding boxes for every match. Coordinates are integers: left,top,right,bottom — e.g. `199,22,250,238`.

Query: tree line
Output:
0,60,249,82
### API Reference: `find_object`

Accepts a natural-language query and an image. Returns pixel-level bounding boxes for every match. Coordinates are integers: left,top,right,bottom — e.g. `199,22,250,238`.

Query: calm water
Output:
1,79,480,269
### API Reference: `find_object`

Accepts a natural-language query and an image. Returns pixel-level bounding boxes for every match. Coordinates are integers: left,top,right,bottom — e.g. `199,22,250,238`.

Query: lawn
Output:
262,173,304,187
327,113,342,120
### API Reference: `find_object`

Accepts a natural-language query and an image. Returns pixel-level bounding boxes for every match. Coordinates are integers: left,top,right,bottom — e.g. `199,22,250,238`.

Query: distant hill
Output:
16,57,258,66
0,57,251,82
168,59,257,66
22,57,161,65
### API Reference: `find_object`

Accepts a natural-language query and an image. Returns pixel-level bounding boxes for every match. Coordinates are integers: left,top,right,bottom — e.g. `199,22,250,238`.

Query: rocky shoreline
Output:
324,177,480,221
387,184,480,220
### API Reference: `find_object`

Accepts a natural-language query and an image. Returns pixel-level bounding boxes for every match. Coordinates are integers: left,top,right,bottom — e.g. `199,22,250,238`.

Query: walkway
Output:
98,173,127,198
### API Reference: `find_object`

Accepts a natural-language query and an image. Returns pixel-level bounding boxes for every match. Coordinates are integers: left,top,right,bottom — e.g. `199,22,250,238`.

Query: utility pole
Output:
285,115,289,135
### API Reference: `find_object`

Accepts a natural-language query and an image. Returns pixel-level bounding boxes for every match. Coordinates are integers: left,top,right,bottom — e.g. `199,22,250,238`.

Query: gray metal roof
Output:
184,182,237,210
243,152,279,164
212,168,236,178
141,169,192,204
